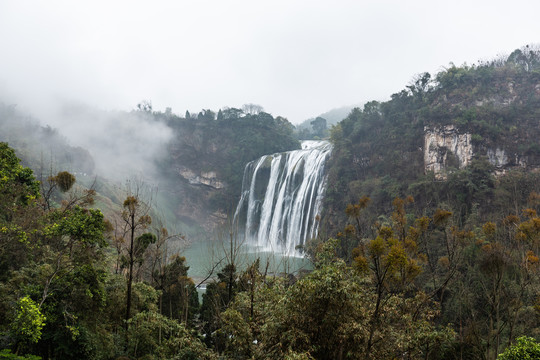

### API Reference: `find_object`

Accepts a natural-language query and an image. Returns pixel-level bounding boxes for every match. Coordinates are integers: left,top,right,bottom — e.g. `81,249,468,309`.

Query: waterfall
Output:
234,140,332,256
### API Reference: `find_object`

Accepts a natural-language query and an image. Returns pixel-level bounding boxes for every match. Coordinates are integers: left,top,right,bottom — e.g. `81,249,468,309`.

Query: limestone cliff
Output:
424,125,472,179
424,125,540,178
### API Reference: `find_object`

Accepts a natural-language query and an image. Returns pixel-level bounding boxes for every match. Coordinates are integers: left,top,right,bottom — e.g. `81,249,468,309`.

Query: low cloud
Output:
47,102,173,183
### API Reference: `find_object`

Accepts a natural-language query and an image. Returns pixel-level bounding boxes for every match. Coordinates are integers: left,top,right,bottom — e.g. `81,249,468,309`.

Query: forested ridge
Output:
325,45,540,227
1,46,540,359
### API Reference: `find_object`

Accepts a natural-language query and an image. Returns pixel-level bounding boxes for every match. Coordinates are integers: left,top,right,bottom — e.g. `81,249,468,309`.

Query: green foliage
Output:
251,236,454,360
261,254,368,360
134,233,156,265
44,206,106,246
220,308,253,358
0,143,117,359
498,336,540,360
52,171,76,193
0,142,40,212
200,263,239,351
127,310,216,360
0,349,41,360
11,296,46,344
157,256,199,324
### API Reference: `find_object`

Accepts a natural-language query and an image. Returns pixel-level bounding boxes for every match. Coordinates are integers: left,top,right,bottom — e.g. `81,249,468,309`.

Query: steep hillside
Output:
324,45,540,233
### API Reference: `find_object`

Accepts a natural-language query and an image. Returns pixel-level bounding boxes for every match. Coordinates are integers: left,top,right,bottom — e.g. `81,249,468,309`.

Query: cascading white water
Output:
234,140,332,256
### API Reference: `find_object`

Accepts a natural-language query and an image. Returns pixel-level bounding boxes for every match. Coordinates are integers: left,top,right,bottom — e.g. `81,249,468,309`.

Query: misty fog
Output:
53,102,173,182
0,101,173,186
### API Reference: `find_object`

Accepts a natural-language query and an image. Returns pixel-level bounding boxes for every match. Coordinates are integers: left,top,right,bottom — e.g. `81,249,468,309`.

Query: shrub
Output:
498,336,540,360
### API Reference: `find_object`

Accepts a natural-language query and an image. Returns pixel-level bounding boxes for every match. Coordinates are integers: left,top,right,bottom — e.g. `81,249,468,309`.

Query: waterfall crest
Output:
234,140,332,256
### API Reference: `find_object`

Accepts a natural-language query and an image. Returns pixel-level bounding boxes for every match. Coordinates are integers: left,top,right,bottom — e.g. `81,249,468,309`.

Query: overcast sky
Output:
1,0,539,125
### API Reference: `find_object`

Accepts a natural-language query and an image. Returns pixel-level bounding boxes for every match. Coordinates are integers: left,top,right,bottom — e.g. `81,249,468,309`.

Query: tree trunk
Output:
125,213,135,330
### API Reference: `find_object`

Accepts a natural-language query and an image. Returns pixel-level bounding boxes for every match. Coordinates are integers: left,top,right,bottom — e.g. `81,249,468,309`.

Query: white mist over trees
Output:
53,102,173,181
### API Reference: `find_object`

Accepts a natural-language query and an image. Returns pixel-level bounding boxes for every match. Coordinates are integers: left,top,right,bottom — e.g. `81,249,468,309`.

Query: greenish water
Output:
180,237,313,286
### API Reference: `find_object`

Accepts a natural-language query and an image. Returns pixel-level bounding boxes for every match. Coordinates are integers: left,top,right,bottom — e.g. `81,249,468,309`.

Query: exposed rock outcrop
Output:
424,125,473,179
487,148,508,168
424,126,540,178
177,166,225,189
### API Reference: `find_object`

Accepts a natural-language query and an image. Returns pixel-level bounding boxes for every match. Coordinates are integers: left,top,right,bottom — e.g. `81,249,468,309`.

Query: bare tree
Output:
241,103,264,115
118,181,154,330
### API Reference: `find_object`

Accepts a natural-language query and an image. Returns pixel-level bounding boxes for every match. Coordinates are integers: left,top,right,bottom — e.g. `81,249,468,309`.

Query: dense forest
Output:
1,46,540,359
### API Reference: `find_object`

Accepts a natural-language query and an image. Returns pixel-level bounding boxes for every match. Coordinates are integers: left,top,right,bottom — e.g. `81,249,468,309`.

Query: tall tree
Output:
120,191,152,329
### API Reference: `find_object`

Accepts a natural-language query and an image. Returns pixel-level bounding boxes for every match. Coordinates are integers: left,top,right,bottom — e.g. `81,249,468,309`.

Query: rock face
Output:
424,125,540,178
424,125,473,179
487,148,509,168
169,166,227,232
177,166,224,189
